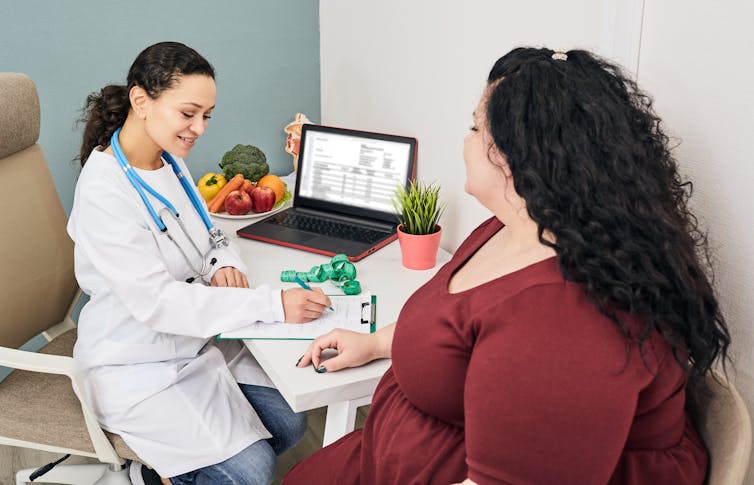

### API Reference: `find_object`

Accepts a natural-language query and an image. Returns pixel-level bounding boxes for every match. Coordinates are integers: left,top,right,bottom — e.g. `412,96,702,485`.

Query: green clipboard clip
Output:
361,295,377,333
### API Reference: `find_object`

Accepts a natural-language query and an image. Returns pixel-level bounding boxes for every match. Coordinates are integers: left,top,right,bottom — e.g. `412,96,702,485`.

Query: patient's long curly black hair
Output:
485,47,730,381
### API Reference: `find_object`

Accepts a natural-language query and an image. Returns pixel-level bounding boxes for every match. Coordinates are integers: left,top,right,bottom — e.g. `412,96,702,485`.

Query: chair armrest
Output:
0,345,78,376
0,346,123,465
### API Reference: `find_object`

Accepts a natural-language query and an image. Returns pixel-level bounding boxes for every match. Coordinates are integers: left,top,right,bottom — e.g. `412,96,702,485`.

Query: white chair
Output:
687,370,752,485
0,72,140,484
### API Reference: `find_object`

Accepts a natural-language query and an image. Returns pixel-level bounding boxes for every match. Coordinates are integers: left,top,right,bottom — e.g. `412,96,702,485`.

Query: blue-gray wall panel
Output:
0,0,321,214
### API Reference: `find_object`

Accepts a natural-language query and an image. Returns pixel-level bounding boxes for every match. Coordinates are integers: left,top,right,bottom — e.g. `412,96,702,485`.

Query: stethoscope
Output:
110,128,228,282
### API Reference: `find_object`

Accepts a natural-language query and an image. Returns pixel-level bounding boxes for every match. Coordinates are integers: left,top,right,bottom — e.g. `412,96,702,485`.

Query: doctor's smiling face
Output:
136,73,216,159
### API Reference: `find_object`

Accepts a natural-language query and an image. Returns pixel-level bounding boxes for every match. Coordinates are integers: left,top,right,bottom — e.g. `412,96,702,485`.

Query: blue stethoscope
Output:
110,128,228,280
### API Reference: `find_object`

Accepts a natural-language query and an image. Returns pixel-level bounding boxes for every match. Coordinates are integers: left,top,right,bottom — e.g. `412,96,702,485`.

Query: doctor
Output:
69,41,330,485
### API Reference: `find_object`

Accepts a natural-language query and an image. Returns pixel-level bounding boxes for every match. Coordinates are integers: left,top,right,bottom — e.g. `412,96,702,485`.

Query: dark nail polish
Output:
316,366,327,374
295,355,303,367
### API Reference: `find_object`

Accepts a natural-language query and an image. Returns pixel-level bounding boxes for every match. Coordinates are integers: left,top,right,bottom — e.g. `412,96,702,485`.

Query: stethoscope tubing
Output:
110,127,214,233
109,127,224,279
167,156,215,231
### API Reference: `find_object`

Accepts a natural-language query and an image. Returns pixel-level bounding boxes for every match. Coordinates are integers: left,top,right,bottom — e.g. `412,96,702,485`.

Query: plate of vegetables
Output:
198,143,293,219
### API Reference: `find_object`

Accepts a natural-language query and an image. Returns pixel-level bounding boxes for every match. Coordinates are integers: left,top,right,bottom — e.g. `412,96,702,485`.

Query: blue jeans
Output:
170,384,307,485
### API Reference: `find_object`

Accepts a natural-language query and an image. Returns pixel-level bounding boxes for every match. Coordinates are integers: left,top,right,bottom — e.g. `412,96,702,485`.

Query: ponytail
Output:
77,84,129,166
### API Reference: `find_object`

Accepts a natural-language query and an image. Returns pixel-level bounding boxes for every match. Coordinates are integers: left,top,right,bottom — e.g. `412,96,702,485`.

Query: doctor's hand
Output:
210,266,249,288
297,328,379,373
282,288,331,323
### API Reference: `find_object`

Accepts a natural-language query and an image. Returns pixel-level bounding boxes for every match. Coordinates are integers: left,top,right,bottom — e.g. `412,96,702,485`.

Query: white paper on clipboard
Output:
218,292,375,340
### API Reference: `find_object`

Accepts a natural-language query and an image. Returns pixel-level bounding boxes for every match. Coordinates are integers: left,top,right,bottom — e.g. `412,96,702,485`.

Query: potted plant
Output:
392,180,445,270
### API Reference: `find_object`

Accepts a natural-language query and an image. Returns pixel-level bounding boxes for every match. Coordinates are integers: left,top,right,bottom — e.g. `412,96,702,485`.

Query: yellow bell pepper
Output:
197,173,227,202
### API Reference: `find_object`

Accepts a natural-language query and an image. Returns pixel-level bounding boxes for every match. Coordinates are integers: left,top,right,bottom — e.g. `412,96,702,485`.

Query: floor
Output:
0,406,369,485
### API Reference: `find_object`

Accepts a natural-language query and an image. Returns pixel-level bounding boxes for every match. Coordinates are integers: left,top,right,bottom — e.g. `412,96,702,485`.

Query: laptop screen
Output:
294,124,417,223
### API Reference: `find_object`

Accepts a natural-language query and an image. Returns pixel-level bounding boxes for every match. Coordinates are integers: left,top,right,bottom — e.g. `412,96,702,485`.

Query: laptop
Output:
237,124,417,261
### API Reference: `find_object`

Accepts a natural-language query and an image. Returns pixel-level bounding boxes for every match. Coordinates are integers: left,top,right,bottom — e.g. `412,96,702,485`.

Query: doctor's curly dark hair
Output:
485,47,729,381
77,41,214,165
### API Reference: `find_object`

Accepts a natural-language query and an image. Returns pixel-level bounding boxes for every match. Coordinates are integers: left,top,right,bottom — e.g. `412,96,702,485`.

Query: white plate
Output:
209,203,286,220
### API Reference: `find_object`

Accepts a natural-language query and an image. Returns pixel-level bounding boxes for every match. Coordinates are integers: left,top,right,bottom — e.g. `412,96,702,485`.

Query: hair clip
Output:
551,51,568,61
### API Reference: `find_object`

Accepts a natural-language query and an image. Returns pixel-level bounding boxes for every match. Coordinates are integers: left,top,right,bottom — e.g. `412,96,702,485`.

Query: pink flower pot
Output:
397,225,442,270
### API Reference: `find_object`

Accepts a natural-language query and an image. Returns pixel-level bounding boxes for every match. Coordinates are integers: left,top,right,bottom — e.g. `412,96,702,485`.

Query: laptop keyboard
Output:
270,212,390,244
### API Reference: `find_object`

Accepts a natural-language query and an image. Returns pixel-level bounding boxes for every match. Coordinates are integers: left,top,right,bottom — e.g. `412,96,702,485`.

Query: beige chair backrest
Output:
0,73,141,483
687,371,752,485
0,72,78,349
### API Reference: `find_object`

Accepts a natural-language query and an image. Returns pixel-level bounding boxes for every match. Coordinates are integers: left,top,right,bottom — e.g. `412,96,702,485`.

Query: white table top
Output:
212,205,451,412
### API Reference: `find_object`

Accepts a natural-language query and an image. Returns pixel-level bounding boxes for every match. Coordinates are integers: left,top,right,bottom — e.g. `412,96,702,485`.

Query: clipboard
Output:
218,293,376,340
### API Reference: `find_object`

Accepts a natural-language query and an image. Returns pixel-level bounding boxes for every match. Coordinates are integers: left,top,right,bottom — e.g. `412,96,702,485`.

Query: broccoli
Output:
219,144,270,183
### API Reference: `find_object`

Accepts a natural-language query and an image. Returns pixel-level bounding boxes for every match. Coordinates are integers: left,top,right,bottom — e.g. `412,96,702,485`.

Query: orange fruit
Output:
256,174,285,202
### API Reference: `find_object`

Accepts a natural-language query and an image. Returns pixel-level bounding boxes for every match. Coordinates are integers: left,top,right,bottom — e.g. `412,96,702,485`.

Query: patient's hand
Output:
297,328,380,372
210,266,249,288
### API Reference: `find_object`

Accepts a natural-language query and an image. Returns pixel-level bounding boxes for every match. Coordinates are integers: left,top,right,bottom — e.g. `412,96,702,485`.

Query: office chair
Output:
686,370,752,485
0,72,141,484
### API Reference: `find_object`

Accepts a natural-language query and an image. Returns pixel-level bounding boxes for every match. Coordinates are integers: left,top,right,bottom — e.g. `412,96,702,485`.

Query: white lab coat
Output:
67,148,283,477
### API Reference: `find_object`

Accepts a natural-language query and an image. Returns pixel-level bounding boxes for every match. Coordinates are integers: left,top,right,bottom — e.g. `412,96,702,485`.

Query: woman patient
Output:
284,47,731,484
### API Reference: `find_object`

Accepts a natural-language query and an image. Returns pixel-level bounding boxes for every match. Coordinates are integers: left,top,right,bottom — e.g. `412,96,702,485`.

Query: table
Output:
212,209,451,445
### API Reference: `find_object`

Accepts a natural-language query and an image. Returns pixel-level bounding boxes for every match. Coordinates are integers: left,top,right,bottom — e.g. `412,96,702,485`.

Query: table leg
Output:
322,395,372,446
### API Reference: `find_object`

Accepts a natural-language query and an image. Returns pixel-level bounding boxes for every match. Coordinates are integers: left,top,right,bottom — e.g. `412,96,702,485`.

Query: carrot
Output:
208,173,244,213
240,179,253,194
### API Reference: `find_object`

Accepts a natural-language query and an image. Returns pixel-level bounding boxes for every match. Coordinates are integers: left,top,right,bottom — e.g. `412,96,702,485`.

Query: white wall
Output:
638,1,754,480
320,0,606,250
321,0,754,480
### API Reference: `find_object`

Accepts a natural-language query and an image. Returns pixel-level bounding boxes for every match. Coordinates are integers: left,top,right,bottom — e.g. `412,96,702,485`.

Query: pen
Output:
293,276,334,311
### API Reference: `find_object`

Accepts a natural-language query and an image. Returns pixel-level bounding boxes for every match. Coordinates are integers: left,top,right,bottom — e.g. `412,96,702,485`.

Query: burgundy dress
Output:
283,217,708,485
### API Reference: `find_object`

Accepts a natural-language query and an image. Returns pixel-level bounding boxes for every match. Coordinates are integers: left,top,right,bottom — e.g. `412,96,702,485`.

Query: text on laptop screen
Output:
298,129,412,214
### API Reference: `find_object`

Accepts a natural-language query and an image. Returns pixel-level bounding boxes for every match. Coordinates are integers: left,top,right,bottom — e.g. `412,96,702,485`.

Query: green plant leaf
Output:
391,180,446,235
